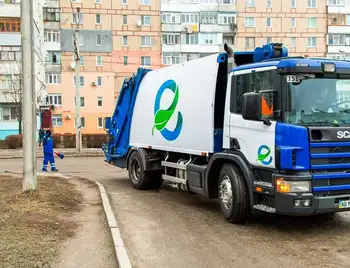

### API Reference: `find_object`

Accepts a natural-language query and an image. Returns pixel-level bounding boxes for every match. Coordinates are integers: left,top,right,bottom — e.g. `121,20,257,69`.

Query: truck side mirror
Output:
104,117,111,131
242,92,262,121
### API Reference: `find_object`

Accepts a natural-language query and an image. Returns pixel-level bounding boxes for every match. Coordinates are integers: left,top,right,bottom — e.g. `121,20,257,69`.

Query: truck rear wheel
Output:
128,151,163,190
218,163,250,224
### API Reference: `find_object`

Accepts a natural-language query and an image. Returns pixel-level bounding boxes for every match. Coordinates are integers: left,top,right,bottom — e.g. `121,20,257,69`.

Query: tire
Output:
218,163,250,224
127,151,153,190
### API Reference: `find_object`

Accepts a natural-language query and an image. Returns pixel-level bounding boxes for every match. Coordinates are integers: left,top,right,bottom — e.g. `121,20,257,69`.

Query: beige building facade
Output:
236,0,327,57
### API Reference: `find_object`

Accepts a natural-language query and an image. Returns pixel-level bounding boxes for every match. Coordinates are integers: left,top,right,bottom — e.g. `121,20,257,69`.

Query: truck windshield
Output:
284,74,350,127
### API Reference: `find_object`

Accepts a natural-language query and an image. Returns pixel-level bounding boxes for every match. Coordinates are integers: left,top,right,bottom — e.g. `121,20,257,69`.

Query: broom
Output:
54,152,65,159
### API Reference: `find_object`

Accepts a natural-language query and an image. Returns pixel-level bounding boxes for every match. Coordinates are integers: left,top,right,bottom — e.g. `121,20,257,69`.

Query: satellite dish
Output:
70,62,76,70
136,20,142,27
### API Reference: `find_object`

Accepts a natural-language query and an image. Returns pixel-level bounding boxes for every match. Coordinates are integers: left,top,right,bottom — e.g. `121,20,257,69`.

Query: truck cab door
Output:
223,67,279,169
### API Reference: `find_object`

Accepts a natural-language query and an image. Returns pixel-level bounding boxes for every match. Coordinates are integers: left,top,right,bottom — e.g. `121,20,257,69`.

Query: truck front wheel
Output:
218,163,250,224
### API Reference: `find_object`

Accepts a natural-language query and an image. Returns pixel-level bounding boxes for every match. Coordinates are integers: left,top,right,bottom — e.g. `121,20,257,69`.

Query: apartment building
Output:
160,0,237,65
46,0,161,134
327,0,350,60
236,0,327,57
0,0,46,139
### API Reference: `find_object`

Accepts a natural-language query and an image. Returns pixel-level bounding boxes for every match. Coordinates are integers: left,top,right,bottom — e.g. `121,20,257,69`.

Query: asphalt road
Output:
1,157,350,268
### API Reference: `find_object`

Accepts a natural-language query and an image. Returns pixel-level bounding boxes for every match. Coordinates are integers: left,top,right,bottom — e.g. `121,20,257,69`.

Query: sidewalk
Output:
0,147,104,159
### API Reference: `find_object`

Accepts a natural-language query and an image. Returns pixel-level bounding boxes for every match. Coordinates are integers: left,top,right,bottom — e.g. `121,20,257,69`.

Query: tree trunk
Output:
18,120,22,134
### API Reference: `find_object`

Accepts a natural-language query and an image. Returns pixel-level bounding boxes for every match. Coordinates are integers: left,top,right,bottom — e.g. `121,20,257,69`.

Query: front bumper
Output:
275,192,350,215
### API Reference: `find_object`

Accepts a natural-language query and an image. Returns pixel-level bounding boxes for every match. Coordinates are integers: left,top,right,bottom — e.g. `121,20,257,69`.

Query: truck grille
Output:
310,142,350,196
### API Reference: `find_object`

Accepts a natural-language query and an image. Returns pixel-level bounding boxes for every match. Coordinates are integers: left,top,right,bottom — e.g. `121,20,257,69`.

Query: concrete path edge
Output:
3,170,133,268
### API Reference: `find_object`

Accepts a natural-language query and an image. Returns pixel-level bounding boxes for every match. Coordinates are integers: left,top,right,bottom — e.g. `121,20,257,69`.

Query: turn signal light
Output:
276,178,291,193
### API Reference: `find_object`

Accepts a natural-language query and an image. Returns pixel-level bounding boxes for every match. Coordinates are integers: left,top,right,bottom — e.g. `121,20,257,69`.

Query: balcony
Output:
0,0,20,18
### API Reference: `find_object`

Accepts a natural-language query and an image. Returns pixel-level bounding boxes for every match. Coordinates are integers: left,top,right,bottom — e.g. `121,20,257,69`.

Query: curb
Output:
3,170,133,268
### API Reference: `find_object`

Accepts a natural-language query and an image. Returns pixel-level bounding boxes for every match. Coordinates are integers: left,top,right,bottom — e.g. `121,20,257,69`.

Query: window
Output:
329,14,345,25
0,18,20,32
328,34,350,45
347,15,350,25
0,47,21,61
1,107,18,121
291,18,296,28
245,37,255,48
96,34,102,46
75,117,85,128
308,0,316,8
328,0,345,5
141,36,151,47
200,12,218,24
122,0,127,4
141,0,151,4
46,52,60,65
123,56,128,66
78,55,84,66
308,17,317,28
245,0,255,7
162,33,181,45
141,15,151,25
162,13,181,24
291,0,296,7
97,76,102,86
96,56,103,66
291,37,296,47
123,15,127,24
96,14,101,24
181,13,199,24
73,12,83,24
52,114,63,127
267,0,272,8
95,0,101,3
245,17,255,27
201,33,219,45
266,37,272,43
74,97,85,107
267,17,271,27
307,37,317,47
141,56,151,66
98,117,103,128
46,94,62,106
44,30,60,42
74,76,85,87
45,74,61,84
232,70,277,118
123,36,128,46
182,33,199,45
223,36,234,45
97,97,103,107
218,13,235,25
162,52,181,65
43,8,60,22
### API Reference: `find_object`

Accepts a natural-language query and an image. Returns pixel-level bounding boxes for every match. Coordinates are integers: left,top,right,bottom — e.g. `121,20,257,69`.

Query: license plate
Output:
338,200,350,209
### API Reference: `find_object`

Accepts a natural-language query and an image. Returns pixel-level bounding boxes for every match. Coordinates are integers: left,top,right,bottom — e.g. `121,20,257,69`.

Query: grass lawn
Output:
0,175,83,268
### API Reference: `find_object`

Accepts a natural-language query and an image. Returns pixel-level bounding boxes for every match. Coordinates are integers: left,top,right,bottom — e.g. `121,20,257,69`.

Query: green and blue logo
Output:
257,145,272,165
152,79,183,141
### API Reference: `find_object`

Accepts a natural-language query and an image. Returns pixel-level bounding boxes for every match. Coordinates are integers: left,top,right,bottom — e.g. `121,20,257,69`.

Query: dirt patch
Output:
0,174,83,268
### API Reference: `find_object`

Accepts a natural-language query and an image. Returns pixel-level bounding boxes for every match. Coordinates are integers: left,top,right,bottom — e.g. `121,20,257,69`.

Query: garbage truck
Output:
103,42,350,224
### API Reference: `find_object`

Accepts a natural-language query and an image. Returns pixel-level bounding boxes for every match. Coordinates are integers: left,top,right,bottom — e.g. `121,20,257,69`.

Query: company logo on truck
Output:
152,79,183,141
257,145,273,165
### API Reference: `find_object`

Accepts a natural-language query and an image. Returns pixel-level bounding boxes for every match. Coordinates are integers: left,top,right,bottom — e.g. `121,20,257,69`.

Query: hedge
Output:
3,133,108,149
5,134,23,149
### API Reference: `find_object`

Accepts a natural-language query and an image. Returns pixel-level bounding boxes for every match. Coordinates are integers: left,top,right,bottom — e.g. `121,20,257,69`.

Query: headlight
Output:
276,178,311,193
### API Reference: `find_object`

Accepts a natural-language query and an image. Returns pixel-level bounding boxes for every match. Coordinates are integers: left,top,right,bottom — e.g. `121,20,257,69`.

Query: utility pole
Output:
21,0,37,191
73,7,82,152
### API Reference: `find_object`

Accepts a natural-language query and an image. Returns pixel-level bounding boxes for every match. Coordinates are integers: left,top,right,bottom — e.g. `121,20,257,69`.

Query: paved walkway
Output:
0,148,104,159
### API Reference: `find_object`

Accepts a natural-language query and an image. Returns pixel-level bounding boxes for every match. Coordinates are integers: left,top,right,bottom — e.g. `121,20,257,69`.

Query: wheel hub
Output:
219,175,233,210
131,161,141,184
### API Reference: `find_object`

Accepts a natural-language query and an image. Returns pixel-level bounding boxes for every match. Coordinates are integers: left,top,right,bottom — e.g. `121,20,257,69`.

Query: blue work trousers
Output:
42,153,56,171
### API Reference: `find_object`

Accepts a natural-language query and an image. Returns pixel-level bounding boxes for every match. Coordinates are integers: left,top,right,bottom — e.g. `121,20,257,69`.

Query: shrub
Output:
5,134,22,149
52,134,62,148
83,134,108,148
62,133,76,148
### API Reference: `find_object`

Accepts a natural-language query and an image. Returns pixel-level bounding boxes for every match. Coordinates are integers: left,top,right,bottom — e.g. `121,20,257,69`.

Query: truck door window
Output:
231,69,278,118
